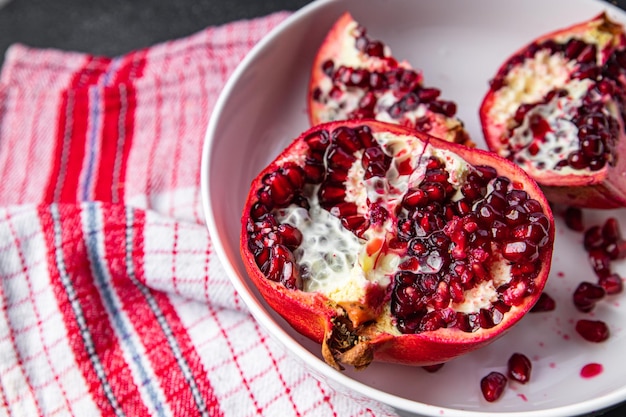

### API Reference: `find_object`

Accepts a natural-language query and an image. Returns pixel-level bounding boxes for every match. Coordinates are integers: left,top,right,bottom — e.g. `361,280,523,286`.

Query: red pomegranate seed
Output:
563,207,584,232
530,292,556,312
583,225,605,251
502,240,539,263
588,248,611,278
598,273,623,295
422,363,445,373
604,239,626,260
573,282,606,312
575,319,610,342
481,371,507,402
602,217,622,242
507,353,532,384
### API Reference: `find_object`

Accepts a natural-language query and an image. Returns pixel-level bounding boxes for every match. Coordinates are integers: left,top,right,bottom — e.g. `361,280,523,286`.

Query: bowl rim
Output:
200,0,626,415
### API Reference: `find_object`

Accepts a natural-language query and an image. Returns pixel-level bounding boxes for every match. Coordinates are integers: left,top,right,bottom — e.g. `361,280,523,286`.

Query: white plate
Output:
201,0,626,415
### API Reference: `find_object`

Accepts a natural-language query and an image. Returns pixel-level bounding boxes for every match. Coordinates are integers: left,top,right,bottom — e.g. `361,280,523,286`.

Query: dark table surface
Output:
1,0,626,416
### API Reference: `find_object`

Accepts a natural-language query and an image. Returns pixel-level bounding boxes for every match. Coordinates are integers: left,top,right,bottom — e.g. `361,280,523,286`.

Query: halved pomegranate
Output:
241,120,554,370
480,13,626,208
308,12,473,147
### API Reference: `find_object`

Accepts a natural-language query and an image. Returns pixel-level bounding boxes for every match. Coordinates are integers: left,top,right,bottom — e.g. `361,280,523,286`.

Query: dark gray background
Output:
0,0,625,416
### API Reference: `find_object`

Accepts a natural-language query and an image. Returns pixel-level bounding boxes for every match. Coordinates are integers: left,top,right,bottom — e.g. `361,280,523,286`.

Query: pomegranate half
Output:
308,12,473,147
480,13,626,208
241,120,554,370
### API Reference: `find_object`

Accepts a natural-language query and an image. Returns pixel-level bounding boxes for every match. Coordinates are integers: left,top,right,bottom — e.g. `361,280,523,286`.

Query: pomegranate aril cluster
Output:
312,25,459,127
564,210,625,343
494,36,626,172
390,159,551,335
246,163,308,290
580,217,625,300
245,125,392,290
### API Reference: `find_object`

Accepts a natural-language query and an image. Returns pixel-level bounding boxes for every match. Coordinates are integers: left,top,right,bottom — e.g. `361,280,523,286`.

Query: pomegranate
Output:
241,119,554,370
308,12,473,147
480,13,626,208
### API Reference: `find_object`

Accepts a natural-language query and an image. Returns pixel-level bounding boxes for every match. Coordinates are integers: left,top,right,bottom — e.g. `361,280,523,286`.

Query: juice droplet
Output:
581,363,603,379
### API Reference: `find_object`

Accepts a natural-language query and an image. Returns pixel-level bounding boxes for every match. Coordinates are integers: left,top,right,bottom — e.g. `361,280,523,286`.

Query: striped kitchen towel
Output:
0,11,399,417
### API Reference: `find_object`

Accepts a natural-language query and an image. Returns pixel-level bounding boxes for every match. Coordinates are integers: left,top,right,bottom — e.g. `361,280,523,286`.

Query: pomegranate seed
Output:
331,127,363,153
500,278,530,306
503,205,528,226
565,38,586,59
572,282,606,312
502,240,539,263
576,44,597,63
422,363,445,373
318,182,347,206
583,225,605,251
327,146,356,171
598,273,623,295
403,188,428,208
262,172,295,206
530,292,556,312
266,245,301,289
604,240,626,260
512,223,549,246
365,40,385,58
276,224,303,249
505,189,529,206
575,319,610,342
588,248,611,278
602,217,622,242
529,114,551,139
481,372,507,402
362,145,391,179
321,59,334,76
281,164,306,189
507,353,532,384
563,207,584,232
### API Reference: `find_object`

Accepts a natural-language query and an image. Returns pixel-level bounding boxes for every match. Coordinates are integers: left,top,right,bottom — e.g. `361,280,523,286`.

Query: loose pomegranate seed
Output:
563,207,584,232
507,353,532,384
598,273,623,295
530,292,556,312
583,226,604,250
575,319,610,342
588,248,611,278
422,363,445,373
573,282,606,312
481,372,507,402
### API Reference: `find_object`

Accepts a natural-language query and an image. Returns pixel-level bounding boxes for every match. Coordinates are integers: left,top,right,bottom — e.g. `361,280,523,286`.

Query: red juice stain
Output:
517,393,528,402
581,363,603,379
557,271,565,278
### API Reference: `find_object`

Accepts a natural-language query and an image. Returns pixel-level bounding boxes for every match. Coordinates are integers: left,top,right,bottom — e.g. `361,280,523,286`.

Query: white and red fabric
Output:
0,12,399,417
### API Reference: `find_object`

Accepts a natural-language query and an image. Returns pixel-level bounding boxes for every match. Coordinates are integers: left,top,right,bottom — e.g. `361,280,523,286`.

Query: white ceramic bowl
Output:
201,0,626,415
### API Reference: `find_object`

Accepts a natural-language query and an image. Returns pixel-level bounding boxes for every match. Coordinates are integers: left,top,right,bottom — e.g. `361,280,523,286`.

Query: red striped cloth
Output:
0,12,399,417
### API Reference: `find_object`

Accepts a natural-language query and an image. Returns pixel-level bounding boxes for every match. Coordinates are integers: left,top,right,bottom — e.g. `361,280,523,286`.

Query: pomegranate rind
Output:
241,120,554,369
308,12,473,147
480,13,626,208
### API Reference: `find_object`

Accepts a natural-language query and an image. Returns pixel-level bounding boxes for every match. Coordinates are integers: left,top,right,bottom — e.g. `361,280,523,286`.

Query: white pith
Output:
275,132,513,318
488,28,618,176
